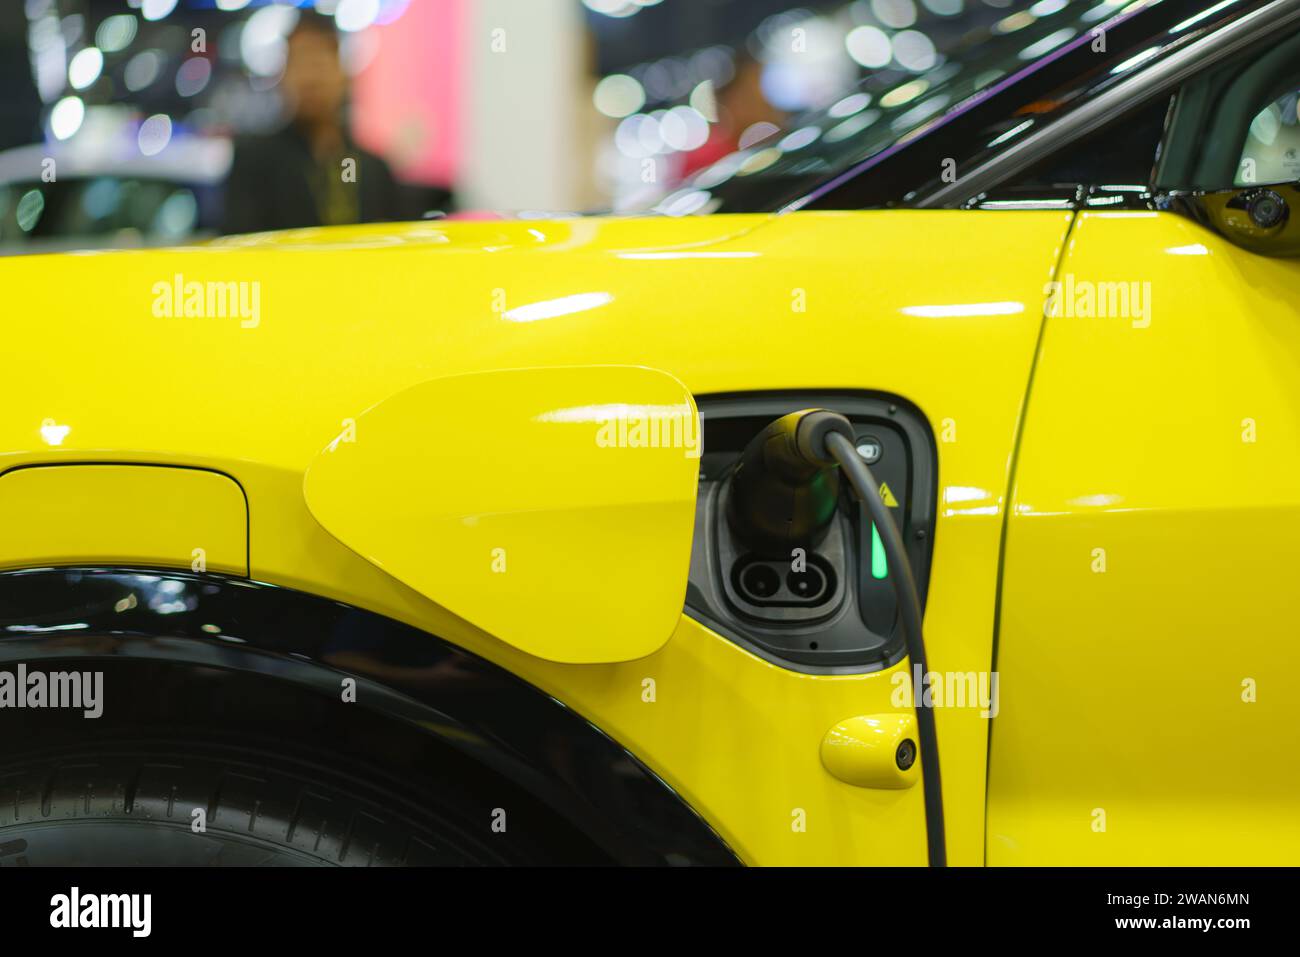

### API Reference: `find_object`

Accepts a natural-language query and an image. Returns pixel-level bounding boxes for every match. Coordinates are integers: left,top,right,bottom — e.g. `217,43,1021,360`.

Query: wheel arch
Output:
0,566,739,867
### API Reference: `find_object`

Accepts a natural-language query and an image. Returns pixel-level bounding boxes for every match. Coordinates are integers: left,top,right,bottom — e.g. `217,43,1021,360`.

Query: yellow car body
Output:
6,0,1300,868
4,203,1296,865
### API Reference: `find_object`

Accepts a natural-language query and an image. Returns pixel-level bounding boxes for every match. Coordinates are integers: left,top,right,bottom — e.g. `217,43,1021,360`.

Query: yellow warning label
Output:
879,482,899,507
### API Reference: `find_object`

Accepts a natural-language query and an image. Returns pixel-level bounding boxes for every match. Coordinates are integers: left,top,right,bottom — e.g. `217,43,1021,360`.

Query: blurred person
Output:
222,12,404,235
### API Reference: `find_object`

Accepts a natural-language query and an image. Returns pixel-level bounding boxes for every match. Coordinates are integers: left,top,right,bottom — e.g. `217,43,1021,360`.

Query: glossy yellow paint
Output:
821,713,919,790
304,365,700,664
0,209,1073,865
0,464,247,575
989,210,1300,864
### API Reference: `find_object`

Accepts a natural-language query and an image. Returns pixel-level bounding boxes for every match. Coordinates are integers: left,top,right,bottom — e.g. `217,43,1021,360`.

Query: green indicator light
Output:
871,522,888,580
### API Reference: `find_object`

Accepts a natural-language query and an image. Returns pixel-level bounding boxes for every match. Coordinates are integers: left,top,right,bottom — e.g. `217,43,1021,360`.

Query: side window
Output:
970,95,1173,207
1157,28,1300,191
979,26,1300,204
1237,90,1300,186
1011,96,1172,193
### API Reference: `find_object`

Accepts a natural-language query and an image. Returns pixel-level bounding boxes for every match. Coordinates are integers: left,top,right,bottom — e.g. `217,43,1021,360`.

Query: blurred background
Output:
0,0,1036,251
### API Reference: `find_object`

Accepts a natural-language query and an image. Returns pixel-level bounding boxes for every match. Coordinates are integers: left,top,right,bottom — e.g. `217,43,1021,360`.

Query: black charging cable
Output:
726,408,947,865
823,426,947,868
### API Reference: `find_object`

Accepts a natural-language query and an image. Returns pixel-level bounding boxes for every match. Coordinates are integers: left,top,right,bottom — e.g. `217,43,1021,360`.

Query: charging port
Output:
683,391,935,672
731,555,836,608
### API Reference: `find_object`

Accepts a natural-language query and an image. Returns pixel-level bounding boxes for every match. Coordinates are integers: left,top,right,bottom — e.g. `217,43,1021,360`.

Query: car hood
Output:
0,213,776,475
0,209,1068,489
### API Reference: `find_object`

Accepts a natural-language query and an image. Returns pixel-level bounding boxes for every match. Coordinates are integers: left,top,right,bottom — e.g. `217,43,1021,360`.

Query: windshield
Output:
647,0,1124,216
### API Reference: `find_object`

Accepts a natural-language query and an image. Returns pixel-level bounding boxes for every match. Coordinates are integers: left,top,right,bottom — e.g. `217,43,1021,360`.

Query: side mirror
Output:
1176,182,1300,257
304,366,701,664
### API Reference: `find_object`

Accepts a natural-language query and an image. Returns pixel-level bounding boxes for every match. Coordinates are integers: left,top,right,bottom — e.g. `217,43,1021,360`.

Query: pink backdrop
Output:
350,0,463,187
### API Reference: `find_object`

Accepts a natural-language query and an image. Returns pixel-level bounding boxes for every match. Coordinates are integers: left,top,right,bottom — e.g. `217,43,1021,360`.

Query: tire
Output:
0,739,518,866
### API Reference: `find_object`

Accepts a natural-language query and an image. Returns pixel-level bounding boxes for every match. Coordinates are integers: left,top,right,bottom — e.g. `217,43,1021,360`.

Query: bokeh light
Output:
141,0,180,23
67,47,103,91
49,95,84,139
95,14,138,53
137,113,174,156
594,74,646,118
